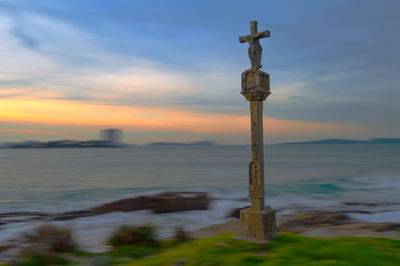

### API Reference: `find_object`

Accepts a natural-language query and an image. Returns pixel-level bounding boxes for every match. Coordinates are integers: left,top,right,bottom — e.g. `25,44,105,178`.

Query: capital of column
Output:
241,69,270,101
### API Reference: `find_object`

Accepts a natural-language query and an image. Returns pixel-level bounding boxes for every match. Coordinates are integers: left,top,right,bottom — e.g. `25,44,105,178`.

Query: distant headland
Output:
2,140,124,148
279,138,400,145
1,128,125,148
0,140,218,148
146,141,218,146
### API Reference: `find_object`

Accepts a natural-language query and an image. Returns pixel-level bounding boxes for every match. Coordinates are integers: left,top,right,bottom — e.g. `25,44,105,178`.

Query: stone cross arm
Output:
239,30,270,43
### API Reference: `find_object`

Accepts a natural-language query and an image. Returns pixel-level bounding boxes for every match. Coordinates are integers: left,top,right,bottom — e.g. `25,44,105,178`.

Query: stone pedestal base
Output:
238,207,277,240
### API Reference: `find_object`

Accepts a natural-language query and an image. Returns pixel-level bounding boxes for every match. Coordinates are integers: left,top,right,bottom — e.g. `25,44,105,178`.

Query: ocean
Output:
0,144,399,252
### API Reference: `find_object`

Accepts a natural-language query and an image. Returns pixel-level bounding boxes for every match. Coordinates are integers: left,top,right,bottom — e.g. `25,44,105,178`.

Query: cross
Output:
238,20,277,240
239,21,270,70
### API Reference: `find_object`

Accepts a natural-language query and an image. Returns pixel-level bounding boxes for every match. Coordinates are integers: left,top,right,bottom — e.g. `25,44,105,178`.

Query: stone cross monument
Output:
238,20,277,239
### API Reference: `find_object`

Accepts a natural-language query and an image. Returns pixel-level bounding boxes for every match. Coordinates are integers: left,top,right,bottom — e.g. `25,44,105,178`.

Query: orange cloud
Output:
0,97,362,137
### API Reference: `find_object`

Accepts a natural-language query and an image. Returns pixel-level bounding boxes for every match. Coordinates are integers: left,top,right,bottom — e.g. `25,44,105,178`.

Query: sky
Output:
0,0,399,144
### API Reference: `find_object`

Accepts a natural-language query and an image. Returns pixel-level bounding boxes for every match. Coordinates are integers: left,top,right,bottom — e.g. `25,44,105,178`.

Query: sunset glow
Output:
0,97,362,144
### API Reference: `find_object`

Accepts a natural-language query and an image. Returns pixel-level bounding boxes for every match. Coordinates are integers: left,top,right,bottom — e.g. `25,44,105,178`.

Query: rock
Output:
0,192,210,224
51,210,92,221
343,202,380,207
90,196,150,215
359,223,400,232
279,211,350,231
149,192,209,214
375,223,400,232
276,211,400,239
58,192,209,218
226,206,250,219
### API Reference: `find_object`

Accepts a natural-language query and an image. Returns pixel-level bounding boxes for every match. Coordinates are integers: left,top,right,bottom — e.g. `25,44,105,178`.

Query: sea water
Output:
0,144,399,251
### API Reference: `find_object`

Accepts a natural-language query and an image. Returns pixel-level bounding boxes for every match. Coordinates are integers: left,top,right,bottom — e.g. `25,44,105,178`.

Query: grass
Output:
14,232,400,265
126,232,400,266
22,254,71,266
104,244,164,264
72,239,177,264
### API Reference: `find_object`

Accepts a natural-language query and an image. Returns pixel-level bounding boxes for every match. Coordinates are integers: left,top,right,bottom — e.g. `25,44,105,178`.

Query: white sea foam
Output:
350,211,400,223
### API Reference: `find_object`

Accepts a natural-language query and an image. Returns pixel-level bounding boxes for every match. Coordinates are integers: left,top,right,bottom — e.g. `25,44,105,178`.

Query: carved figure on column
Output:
249,160,261,198
239,21,270,70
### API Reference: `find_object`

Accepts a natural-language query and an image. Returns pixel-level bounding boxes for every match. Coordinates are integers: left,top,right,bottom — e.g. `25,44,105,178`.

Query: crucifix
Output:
238,20,277,240
239,21,270,70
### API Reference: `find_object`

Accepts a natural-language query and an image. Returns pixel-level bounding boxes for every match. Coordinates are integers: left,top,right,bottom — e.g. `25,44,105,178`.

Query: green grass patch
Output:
71,239,177,264
22,253,72,266
127,233,400,266
105,245,163,264
18,232,399,265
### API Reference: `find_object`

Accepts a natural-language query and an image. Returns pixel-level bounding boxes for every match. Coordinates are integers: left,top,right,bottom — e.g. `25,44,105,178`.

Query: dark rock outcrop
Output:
90,196,151,215
149,192,209,214
55,192,209,220
279,211,350,230
357,223,400,232
0,192,210,224
52,210,93,221
226,206,250,219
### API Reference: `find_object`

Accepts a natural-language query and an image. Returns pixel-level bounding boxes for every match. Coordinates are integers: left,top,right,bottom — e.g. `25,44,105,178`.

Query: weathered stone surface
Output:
249,160,262,199
248,101,265,210
238,20,277,240
241,69,270,101
239,207,277,240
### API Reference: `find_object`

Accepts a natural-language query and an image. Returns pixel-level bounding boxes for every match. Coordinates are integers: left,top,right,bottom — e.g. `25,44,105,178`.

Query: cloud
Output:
0,1,399,143
10,27,39,49
0,97,370,144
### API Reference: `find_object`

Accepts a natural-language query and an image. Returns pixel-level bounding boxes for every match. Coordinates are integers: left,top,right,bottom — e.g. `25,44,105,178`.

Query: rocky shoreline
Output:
0,192,209,226
1,192,399,262
201,210,400,240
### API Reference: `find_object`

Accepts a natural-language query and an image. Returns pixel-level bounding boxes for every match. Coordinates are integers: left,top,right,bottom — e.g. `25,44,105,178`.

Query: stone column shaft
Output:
250,100,265,210
238,21,277,240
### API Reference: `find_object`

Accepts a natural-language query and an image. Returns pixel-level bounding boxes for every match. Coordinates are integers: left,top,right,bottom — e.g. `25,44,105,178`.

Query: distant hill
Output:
4,140,123,148
147,141,218,146
280,138,400,145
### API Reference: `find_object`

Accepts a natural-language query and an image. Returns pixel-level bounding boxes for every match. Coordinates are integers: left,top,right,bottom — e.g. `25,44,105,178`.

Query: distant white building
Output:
100,129,123,144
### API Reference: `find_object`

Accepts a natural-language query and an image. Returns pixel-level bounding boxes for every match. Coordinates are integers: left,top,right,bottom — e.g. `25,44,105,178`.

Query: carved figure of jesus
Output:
248,36,262,69
239,21,270,70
